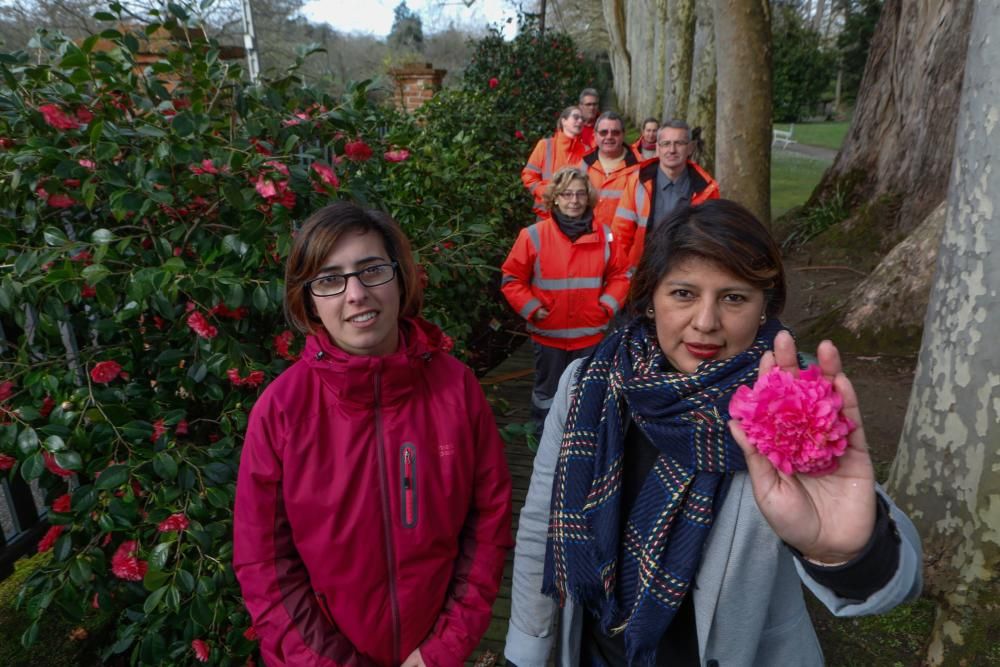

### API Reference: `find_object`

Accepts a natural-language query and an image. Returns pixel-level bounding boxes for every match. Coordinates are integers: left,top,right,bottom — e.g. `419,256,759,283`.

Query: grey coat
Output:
504,359,923,667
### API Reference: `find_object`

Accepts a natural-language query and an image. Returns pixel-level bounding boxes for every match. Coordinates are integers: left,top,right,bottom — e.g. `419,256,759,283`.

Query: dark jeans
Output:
531,342,596,439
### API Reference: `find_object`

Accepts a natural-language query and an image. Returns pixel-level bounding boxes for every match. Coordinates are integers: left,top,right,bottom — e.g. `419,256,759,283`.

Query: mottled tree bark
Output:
602,0,633,115
687,0,716,173
712,0,771,223
886,3,1000,663
662,0,696,119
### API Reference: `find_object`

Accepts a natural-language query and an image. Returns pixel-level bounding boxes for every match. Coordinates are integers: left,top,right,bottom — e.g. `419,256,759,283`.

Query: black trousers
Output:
531,342,596,438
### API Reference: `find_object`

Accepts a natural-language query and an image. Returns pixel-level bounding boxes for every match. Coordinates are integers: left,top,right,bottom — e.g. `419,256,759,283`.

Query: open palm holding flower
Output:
728,331,878,565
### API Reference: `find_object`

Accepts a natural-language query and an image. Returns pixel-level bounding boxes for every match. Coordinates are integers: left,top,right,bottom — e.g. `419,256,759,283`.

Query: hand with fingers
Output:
728,330,877,565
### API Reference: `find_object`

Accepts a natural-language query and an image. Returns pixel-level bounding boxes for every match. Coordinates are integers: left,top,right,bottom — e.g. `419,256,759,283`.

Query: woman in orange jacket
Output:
521,107,592,217
502,167,630,437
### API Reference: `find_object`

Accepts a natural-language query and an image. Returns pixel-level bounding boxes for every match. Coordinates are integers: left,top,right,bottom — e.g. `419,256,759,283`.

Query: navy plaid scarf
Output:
542,316,785,665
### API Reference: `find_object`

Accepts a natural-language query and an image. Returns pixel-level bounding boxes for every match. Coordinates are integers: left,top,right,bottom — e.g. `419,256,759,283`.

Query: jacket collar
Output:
582,147,639,169
303,317,445,408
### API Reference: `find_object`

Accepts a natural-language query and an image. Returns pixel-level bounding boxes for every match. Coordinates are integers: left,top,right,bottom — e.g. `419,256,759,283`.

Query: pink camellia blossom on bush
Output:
37,524,65,552
729,365,855,476
344,139,373,162
158,513,190,533
384,149,410,163
186,311,218,339
91,360,122,383
38,103,79,130
488,77,499,89
189,159,219,175
192,639,211,662
78,158,96,170
110,540,148,581
273,330,298,361
310,162,339,192
515,130,525,140
150,418,166,443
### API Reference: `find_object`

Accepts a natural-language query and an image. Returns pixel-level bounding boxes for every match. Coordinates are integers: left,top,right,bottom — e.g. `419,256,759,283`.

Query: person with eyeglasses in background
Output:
631,117,660,160
612,119,720,273
579,111,644,229
234,201,513,667
522,105,593,218
502,167,630,439
577,87,601,150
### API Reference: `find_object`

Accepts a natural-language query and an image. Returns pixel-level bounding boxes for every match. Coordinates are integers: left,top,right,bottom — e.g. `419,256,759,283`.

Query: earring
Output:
759,313,767,324
646,307,655,318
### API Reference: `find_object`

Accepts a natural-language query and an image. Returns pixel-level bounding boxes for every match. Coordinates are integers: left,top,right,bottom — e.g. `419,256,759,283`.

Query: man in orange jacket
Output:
580,111,644,227
577,88,600,151
612,119,720,271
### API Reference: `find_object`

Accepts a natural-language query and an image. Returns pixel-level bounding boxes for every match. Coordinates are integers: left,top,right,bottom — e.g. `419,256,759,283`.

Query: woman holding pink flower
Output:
505,199,921,667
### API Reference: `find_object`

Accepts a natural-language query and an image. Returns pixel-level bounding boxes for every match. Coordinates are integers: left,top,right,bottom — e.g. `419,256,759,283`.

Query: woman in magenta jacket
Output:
234,202,513,666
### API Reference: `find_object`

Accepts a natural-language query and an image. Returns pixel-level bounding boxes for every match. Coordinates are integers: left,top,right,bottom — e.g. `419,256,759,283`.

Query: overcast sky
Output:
300,0,520,37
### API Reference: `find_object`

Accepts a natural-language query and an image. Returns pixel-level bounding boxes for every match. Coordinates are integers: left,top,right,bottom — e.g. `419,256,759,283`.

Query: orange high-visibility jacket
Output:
580,149,646,227
521,131,590,212
611,159,720,271
580,124,597,152
501,214,630,351
630,138,657,161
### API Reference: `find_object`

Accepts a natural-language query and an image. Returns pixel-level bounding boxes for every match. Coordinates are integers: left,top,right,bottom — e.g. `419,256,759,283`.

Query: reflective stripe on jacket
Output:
580,149,646,228
611,159,720,271
501,214,630,350
234,318,513,667
521,132,590,213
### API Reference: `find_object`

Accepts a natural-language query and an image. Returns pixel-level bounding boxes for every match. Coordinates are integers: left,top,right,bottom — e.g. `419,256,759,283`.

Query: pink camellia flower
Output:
189,159,219,175
158,513,190,533
38,103,79,130
150,418,166,443
488,77,499,89
37,524,65,552
310,161,339,192
0,453,16,470
78,159,96,170
192,639,210,662
186,311,218,340
175,419,189,436
111,541,148,581
515,130,525,140
52,494,72,513
344,139,373,162
254,175,278,200
729,365,855,476
383,149,410,163
42,451,74,478
91,360,122,384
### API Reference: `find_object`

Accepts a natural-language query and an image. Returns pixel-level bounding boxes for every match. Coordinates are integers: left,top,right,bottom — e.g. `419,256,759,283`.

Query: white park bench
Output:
772,123,796,149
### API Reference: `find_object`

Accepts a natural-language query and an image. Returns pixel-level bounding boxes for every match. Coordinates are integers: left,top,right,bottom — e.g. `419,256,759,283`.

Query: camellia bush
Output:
0,4,595,665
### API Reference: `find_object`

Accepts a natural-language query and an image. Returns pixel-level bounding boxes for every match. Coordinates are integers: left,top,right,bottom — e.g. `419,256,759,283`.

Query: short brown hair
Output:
542,167,597,213
556,106,581,131
284,202,422,335
628,199,786,316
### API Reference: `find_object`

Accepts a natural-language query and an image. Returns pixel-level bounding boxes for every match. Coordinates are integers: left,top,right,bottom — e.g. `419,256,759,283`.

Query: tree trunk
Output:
808,0,974,239
886,4,1000,663
663,0,696,119
687,0,717,173
812,0,826,32
602,0,633,116
712,0,772,223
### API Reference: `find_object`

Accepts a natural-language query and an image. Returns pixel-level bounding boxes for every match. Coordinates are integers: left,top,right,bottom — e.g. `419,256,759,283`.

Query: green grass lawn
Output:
771,150,831,219
774,121,850,151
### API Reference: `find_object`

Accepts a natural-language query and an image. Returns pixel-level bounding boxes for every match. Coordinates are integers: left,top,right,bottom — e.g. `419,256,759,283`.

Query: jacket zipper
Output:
400,443,418,528
373,368,402,664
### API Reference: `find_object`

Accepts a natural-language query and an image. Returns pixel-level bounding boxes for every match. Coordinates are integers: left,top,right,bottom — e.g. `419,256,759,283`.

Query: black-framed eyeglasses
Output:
304,262,399,297
597,129,622,137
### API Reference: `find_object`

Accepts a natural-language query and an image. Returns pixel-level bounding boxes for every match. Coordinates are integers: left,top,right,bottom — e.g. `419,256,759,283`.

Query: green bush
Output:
0,5,594,665
772,5,836,122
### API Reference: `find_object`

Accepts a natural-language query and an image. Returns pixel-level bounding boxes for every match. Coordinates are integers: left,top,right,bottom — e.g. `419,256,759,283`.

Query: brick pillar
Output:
390,63,447,113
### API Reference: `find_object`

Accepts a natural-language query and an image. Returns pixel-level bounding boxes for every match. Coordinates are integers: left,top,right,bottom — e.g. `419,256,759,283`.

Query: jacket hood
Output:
301,317,449,407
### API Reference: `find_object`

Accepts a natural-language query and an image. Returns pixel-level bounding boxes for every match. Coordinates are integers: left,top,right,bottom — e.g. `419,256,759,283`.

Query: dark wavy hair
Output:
628,199,786,317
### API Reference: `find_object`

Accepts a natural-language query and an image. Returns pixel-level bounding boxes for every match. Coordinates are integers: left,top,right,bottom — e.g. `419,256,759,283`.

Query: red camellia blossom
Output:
192,639,211,663
38,103,79,130
43,451,74,478
515,130,525,140
37,524,65,552
273,330,297,361
150,418,166,443
383,149,410,163
189,159,219,175
110,540,148,581
244,625,258,641
90,360,122,383
176,419,189,436
0,381,13,402
75,106,94,124
0,454,16,470
0,137,14,149
81,285,97,299
310,162,339,193
228,369,266,388
415,264,429,290
158,513,190,533
209,303,249,320
488,77,499,89
344,139,373,162
39,396,56,418
440,334,455,354
186,311,218,339
52,494,72,513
